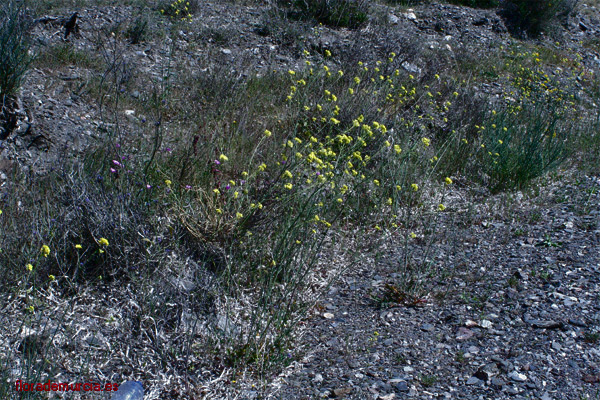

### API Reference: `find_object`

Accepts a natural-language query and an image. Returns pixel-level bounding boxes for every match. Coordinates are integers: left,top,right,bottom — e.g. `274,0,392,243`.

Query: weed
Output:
282,0,368,28
513,227,527,236
126,15,148,44
584,332,599,344
420,374,437,387
34,42,101,70
538,235,562,248
0,0,33,101
501,0,579,37
395,353,407,365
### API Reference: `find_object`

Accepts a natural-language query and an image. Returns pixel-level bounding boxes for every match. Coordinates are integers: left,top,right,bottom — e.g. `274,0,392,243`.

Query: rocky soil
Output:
264,171,600,399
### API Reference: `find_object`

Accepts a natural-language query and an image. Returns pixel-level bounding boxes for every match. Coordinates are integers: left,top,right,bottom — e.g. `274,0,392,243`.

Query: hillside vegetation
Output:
0,0,599,398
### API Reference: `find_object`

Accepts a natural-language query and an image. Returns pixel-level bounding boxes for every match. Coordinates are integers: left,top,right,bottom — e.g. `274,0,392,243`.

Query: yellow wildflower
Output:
445,177,453,185
98,238,109,247
26,263,33,272
40,245,50,257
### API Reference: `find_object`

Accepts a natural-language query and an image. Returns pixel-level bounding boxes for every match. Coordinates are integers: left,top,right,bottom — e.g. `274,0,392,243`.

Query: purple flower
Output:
214,160,221,165
110,168,117,173
185,185,192,190
112,160,122,168
165,147,172,152
316,172,321,176
225,184,231,190
146,184,152,189
115,143,121,148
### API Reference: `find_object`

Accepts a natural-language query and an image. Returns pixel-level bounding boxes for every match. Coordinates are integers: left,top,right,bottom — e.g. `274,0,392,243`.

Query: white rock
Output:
508,372,527,382
313,373,324,384
403,12,417,20
480,320,492,329
401,61,422,75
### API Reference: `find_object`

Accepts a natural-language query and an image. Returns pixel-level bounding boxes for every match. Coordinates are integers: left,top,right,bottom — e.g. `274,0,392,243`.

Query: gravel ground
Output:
264,172,600,400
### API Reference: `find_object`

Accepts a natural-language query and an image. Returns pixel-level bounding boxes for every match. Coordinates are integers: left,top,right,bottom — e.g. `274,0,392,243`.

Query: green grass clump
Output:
34,42,102,69
125,15,149,44
0,1,32,101
501,0,579,37
283,0,368,28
